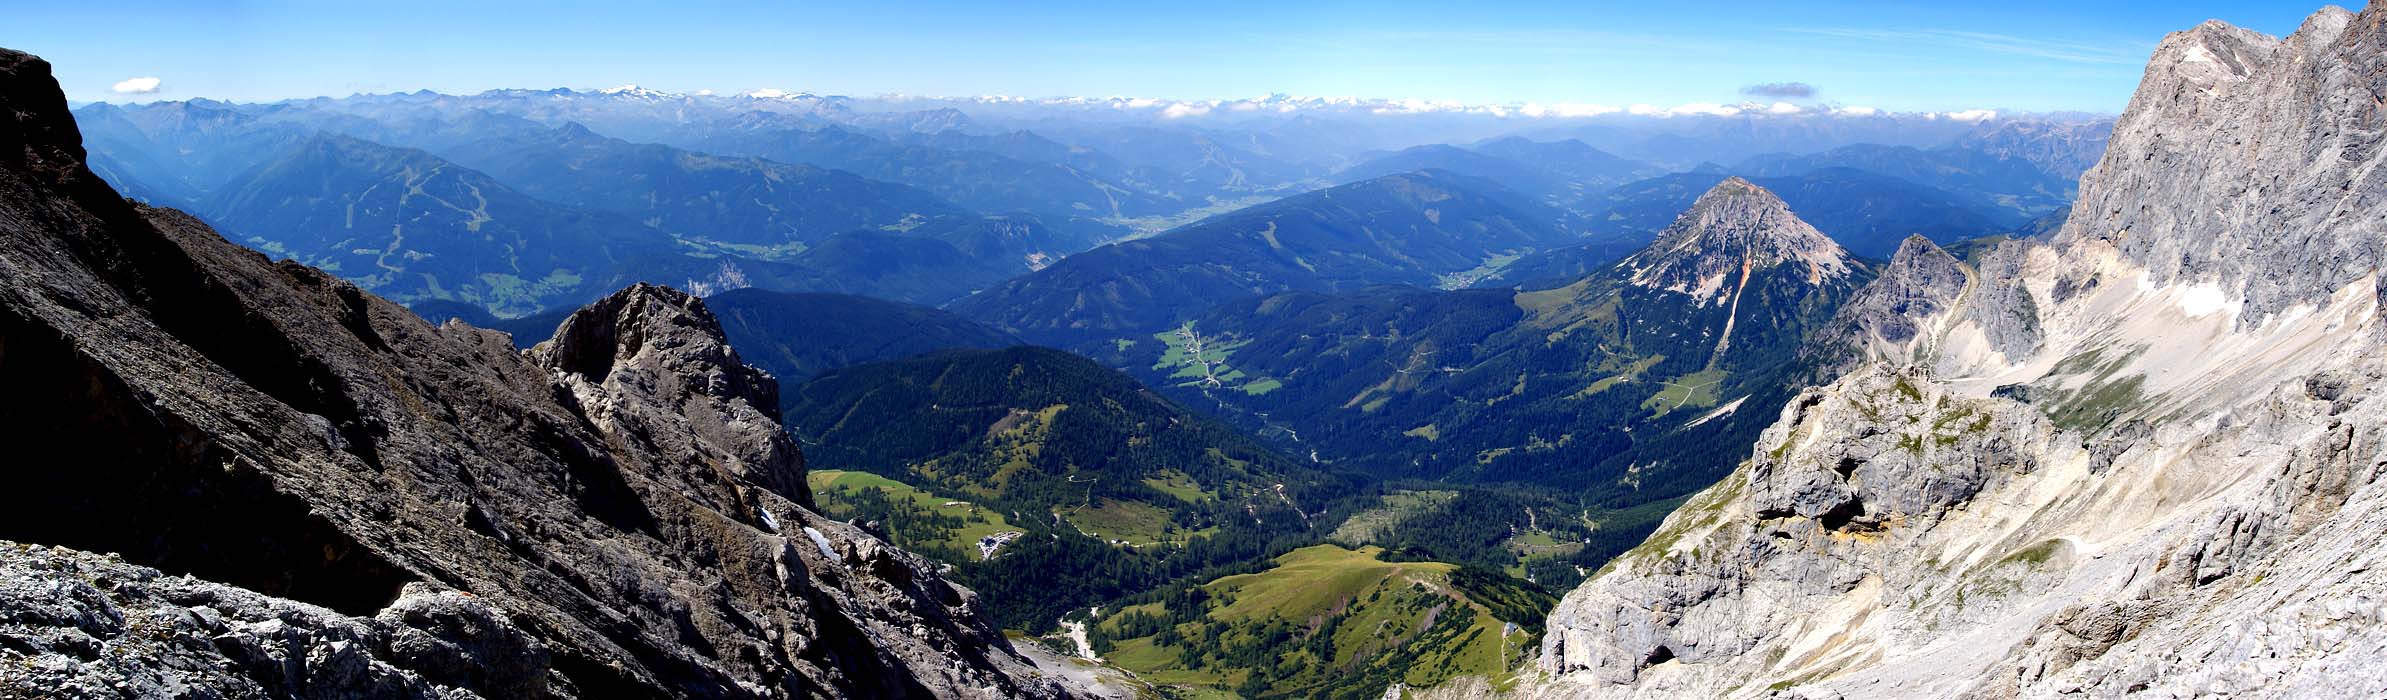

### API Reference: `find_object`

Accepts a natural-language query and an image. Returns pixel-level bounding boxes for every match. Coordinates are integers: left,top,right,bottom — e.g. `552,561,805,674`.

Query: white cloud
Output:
111,76,162,94
1160,102,1211,119
1520,102,1621,118
1940,108,1998,122
742,88,789,99
1666,102,1741,117
1833,105,1881,116
1764,101,1803,115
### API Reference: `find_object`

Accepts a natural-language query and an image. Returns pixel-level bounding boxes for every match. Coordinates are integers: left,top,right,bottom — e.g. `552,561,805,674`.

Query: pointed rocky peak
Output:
532,283,808,504
2145,18,2284,89
1621,176,1852,301
1883,234,1966,283
533,282,779,419
555,120,599,139
1804,234,1974,373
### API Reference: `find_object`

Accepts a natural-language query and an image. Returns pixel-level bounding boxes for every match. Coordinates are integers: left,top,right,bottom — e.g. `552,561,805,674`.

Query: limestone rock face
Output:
2062,6,2385,326
1511,5,2387,699
0,544,551,699
0,47,1078,699
1805,235,1971,375
1537,365,2063,694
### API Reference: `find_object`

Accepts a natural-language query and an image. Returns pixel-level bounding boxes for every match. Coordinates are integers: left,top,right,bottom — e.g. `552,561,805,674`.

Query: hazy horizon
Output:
16,0,2328,113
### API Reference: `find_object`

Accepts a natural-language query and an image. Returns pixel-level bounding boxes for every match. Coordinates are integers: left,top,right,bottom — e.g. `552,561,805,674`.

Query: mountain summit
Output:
1620,176,1851,303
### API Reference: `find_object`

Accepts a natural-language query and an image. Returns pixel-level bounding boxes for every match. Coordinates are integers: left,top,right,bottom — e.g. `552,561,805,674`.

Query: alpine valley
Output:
3,3,2381,699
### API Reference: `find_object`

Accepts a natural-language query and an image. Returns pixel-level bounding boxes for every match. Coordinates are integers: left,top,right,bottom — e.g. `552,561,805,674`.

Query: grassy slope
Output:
805,469,1019,560
1095,545,1534,699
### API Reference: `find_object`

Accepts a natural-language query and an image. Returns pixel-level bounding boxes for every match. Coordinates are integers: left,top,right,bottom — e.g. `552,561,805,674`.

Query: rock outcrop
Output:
0,543,553,699
0,47,1079,699
1510,5,2387,699
1539,365,2063,693
531,283,814,507
1804,234,1970,375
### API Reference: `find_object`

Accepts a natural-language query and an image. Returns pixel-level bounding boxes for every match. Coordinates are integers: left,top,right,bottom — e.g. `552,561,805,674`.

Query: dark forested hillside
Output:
706,289,1019,382
783,346,1369,629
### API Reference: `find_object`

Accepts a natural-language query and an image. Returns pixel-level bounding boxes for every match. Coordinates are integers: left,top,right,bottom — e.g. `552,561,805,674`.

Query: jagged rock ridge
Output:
0,47,1079,699
1505,6,2387,700
1801,234,1976,378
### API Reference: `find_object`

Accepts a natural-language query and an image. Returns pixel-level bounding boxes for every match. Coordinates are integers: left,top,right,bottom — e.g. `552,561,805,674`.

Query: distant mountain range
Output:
1573,168,2024,259
74,100,1132,312
73,85,2105,323
1733,142,2078,222
199,132,680,316
348,112,969,248
956,170,1576,345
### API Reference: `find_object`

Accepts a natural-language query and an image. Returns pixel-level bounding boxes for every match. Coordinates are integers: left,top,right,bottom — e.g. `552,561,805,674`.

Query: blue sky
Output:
11,0,2332,112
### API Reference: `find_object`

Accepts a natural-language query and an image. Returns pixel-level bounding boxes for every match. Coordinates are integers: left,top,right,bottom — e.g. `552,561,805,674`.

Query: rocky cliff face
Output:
0,47,1079,699
1803,234,1970,376
1508,5,2387,699
2063,6,2386,327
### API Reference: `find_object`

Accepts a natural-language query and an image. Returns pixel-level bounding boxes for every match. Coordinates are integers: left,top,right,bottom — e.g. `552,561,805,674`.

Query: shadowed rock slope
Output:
0,47,1080,699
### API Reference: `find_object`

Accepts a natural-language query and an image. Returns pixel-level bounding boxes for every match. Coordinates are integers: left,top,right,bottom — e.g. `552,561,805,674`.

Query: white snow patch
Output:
802,527,838,560
1682,395,1749,430
2176,283,2234,318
